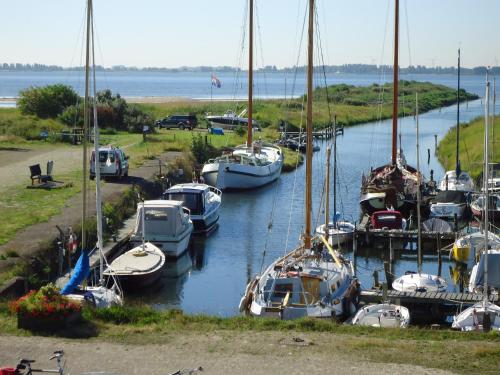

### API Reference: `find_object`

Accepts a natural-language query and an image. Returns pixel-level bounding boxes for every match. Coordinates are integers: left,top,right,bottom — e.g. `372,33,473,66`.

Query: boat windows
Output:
145,209,168,221
166,193,203,215
270,283,294,303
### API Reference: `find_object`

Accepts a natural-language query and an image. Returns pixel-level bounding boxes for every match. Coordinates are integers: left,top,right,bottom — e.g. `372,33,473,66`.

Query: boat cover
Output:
435,190,467,204
422,218,453,233
472,252,500,289
61,250,90,295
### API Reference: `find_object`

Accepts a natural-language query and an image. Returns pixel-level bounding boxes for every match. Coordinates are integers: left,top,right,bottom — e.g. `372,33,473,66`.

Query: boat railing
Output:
209,186,222,196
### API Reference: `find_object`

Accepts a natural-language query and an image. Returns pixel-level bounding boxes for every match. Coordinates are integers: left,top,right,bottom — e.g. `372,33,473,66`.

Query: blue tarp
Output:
209,127,224,135
60,250,90,295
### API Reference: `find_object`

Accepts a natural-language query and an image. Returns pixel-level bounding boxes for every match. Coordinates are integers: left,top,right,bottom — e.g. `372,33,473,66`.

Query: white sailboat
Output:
201,1,283,190
438,50,475,193
453,76,500,331
392,93,447,293
352,304,410,328
61,0,122,307
239,0,356,320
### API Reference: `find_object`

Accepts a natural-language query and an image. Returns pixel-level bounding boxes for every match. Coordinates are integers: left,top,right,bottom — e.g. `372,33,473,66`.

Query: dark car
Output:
155,114,198,130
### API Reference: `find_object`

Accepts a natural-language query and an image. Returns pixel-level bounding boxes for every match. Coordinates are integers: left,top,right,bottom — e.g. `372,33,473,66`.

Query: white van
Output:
90,146,129,180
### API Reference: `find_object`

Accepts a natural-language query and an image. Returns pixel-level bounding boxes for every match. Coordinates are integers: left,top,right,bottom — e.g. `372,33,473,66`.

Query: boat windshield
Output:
166,192,203,215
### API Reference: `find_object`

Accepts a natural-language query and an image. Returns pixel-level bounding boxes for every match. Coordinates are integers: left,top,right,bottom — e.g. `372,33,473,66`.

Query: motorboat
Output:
201,141,283,190
452,301,500,331
130,200,193,258
438,170,475,192
392,272,447,292
470,193,500,222
429,190,468,220
163,183,222,234
370,210,407,230
422,217,453,233
103,242,165,290
452,231,500,264
351,304,410,328
206,109,260,131
315,221,355,247
469,249,500,294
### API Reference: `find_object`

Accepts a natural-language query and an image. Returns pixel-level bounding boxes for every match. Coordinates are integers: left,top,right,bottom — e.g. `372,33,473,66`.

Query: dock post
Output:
389,237,394,263
373,270,379,288
427,148,431,164
383,261,393,288
437,235,442,277
434,134,438,149
352,225,357,274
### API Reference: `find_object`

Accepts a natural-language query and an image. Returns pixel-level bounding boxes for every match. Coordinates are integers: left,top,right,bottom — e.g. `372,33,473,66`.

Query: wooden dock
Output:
281,125,343,140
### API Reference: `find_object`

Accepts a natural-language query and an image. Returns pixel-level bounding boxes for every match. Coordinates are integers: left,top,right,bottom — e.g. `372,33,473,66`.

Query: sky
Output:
1,0,499,69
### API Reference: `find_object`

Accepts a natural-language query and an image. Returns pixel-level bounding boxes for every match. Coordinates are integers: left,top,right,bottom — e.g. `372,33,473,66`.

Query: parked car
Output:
155,114,198,130
90,146,129,180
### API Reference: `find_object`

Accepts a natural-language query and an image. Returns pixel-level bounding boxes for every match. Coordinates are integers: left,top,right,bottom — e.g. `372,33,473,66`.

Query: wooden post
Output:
434,134,438,149
389,237,394,263
384,261,393,288
437,235,442,277
373,270,379,288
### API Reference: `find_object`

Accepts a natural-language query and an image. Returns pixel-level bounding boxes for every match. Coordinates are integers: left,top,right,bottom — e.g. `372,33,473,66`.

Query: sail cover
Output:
473,252,500,289
61,250,90,295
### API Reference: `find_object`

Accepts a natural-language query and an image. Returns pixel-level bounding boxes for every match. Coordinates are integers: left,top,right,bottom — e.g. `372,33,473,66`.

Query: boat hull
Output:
131,229,192,258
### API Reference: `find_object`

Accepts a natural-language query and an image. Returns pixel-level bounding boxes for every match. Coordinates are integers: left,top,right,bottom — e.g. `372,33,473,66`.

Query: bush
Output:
18,84,79,118
234,125,246,137
191,133,218,164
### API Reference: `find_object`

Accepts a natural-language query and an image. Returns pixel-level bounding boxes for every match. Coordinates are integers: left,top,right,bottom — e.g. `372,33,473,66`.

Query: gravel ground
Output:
0,333,456,375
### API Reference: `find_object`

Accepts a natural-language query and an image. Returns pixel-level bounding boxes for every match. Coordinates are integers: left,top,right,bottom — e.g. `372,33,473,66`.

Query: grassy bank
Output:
437,115,499,180
0,304,499,374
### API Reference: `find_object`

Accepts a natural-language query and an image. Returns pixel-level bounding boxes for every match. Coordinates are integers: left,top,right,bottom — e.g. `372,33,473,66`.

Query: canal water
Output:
137,95,499,316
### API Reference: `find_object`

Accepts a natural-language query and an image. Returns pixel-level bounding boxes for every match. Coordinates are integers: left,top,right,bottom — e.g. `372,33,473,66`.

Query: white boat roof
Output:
104,243,164,275
165,183,210,193
143,200,184,208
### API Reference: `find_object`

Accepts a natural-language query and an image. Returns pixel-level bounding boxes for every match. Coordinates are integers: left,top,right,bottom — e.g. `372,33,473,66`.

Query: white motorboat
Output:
103,242,165,291
438,170,475,192
315,221,355,247
452,231,500,263
239,1,357,321
130,200,193,258
201,142,283,190
163,183,222,233
429,190,468,220
452,301,500,331
392,272,447,292
206,109,260,131
352,304,410,328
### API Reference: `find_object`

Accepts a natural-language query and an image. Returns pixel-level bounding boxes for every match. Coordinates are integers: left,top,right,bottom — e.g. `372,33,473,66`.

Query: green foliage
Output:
190,132,218,164
234,125,246,137
18,84,79,118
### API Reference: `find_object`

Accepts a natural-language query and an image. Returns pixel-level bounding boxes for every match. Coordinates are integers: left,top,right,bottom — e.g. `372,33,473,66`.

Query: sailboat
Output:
315,130,354,247
392,94,447,293
201,0,283,190
360,0,420,217
352,303,410,328
453,77,500,331
438,49,475,192
61,0,122,307
239,0,357,320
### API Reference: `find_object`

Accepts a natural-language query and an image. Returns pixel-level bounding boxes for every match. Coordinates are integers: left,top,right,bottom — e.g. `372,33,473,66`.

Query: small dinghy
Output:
104,242,165,291
352,304,410,328
452,301,500,331
392,272,447,292
315,221,355,247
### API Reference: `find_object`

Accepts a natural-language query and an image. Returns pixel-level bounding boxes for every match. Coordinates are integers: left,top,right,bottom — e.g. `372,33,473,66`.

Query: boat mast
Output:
82,0,91,251
416,93,422,273
391,0,399,165
333,117,337,223
325,146,331,242
484,74,490,303
304,0,314,249
88,0,105,283
456,49,461,175
246,0,253,148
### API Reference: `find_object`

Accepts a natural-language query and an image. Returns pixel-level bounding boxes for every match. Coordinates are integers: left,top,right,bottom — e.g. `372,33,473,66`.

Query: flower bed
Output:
9,283,82,331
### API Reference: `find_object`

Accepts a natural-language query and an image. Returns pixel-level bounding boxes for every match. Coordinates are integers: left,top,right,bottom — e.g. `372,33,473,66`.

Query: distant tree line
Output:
18,85,152,133
2,62,499,75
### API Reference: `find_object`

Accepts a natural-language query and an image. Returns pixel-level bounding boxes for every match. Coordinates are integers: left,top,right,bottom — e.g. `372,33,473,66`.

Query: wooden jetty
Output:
280,125,343,140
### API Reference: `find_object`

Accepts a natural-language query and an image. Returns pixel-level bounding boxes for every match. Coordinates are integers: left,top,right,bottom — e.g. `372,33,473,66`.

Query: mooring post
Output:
389,237,394,263
427,148,431,164
437,235,442,277
384,261,393,288
373,270,379,288
434,134,438,149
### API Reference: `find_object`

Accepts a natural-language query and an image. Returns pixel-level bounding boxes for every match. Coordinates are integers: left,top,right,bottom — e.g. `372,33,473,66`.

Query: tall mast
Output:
246,0,254,148
333,117,337,222
89,0,104,282
391,0,399,165
492,76,496,162
81,0,91,251
456,49,461,175
484,74,490,303
304,0,314,249
416,93,422,273
324,147,331,242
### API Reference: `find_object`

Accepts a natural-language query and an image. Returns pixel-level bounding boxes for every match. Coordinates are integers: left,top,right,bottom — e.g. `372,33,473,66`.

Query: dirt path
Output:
0,333,455,375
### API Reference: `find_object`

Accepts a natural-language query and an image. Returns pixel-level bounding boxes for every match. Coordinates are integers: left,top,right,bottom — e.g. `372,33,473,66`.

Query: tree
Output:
18,84,79,118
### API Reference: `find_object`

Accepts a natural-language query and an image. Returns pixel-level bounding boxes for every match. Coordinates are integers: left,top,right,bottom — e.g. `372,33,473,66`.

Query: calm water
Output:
0,70,490,100
139,97,499,316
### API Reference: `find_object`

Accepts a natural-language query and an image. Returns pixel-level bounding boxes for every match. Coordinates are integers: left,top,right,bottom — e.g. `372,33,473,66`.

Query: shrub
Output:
18,84,79,118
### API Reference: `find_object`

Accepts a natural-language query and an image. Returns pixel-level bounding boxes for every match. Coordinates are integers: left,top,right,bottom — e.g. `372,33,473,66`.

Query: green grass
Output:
437,115,500,180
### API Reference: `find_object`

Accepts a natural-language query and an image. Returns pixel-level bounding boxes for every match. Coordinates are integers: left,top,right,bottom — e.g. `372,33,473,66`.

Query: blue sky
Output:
1,0,499,68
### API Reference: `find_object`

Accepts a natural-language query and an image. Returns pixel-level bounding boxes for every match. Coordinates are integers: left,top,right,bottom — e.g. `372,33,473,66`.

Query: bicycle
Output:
14,350,65,375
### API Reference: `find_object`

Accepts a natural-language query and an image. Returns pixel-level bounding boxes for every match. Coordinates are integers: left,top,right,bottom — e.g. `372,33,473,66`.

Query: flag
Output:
211,74,221,88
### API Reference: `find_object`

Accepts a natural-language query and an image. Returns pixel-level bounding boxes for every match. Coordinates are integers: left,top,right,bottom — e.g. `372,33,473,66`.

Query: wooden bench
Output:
29,161,54,185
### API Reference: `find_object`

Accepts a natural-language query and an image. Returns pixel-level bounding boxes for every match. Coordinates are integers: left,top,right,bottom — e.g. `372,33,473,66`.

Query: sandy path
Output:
0,333,455,375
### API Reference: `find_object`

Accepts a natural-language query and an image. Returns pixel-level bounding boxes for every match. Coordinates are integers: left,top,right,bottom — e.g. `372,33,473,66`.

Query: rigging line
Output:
259,176,282,274
230,0,248,113
254,0,269,100
404,0,413,69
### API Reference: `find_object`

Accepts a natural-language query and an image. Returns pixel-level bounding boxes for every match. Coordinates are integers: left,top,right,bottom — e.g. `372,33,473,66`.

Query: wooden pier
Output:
281,125,343,140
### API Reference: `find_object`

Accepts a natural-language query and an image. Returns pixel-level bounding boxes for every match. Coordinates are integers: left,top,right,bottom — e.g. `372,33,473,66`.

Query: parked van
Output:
90,146,129,180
